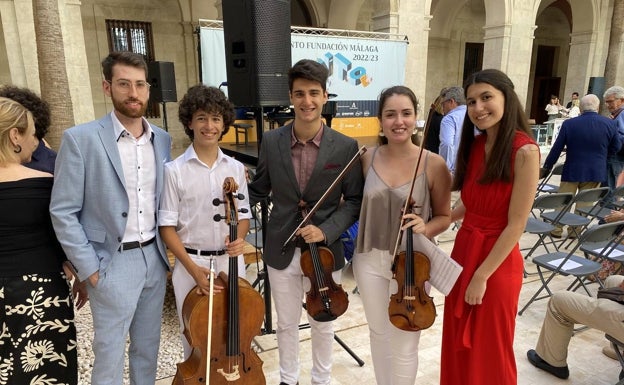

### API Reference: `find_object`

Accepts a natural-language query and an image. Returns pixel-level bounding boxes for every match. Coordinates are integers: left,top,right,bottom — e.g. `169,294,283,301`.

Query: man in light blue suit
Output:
50,51,172,385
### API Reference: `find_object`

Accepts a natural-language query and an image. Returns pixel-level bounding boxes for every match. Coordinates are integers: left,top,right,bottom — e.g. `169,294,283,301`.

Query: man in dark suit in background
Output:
541,94,621,238
249,59,363,385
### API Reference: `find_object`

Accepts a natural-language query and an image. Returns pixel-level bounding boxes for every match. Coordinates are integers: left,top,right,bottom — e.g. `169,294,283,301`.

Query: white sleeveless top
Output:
356,148,432,254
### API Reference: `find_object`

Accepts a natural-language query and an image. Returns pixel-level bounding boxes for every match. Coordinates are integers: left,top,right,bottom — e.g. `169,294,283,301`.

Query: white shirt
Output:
111,112,157,243
439,104,466,174
158,145,251,250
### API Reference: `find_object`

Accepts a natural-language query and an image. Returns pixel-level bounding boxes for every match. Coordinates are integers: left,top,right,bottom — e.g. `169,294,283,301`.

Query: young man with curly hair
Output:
158,84,251,358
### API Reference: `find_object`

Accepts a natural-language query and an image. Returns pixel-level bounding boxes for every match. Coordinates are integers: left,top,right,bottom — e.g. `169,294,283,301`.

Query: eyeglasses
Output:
106,79,151,93
605,99,617,104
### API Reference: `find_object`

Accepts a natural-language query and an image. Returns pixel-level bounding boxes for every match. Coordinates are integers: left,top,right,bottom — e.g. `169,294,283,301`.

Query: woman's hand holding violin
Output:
401,212,427,235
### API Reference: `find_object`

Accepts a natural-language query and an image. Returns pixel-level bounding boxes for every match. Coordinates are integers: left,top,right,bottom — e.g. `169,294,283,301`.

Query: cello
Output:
172,177,265,385
387,109,437,332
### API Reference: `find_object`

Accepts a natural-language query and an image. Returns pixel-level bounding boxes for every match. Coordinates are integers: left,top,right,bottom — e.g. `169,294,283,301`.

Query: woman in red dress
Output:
440,69,540,384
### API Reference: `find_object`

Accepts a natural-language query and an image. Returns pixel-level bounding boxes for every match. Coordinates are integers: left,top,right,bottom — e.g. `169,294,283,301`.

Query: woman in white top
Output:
352,85,452,385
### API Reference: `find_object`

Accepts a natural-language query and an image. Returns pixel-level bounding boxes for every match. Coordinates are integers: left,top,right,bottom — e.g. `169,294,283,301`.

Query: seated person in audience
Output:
158,84,251,359
527,275,624,380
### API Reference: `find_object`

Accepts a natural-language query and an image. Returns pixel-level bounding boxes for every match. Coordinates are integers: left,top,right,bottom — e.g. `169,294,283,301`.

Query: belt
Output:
118,237,155,252
185,247,226,256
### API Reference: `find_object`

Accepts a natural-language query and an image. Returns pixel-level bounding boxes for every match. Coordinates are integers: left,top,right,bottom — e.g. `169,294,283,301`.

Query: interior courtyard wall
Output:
533,6,570,102
0,0,39,91
426,0,485,106
80,0,191,150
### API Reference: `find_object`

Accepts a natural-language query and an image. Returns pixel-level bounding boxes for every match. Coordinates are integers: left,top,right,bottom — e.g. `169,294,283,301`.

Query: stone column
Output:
61,0,95,123
1,0,39,90
483,15,535,108
565,31,599,99
397,0,430,107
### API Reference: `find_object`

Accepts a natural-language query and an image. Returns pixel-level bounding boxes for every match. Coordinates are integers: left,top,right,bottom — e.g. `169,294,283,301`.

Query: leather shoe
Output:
279,383,298,385
527,349,569,379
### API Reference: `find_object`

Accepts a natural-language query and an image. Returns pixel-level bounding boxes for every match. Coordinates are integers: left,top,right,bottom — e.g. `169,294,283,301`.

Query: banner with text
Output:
200,27,407,118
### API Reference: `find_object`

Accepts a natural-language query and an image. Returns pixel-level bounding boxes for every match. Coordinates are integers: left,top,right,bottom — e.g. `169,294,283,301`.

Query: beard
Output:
110,91,148,119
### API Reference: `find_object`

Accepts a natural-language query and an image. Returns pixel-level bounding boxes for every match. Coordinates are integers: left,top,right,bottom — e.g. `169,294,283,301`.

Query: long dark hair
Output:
452,69,533,191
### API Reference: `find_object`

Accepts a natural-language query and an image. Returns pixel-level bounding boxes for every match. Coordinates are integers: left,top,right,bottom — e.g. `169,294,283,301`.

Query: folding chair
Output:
606,334,624,385
518,221,622,315
576,184,624,222
523,192,575,260
541,187,610,248
579,220,624,279
537,163,564,195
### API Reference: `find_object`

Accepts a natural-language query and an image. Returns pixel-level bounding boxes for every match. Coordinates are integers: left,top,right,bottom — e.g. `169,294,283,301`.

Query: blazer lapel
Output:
97,115,126,188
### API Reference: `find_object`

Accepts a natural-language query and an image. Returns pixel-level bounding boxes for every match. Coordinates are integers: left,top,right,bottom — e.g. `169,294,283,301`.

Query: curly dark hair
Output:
0,85,50,140
178,84,235,140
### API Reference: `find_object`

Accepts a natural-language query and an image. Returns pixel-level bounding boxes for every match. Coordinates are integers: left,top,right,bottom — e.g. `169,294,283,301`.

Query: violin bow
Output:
205,258,215,385
390,105,434,257
282,145,367,250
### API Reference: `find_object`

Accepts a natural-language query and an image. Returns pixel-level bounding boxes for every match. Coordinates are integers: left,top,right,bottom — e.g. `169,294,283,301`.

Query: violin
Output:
172,177,265,385
298,202,349,322
281,146,366,322
388,201,436,331
388,109,437,332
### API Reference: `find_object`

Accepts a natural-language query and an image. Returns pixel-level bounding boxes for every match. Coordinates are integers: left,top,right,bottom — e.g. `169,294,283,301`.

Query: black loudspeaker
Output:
222,0,291,107
588,76,606,100
148,61,177,103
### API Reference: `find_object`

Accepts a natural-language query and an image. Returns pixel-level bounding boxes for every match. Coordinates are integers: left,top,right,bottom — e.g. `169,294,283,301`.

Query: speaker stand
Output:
161,101,168,132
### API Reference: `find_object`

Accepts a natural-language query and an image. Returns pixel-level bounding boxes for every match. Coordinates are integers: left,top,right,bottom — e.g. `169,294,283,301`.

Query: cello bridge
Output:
217,365,241,381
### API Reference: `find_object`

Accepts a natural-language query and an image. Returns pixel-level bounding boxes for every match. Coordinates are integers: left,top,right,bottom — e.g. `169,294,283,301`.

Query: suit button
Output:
117,236,122,242
122,212,128,217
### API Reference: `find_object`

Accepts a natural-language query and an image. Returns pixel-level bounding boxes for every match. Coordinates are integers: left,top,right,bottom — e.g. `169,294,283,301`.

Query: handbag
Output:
597,287,624,305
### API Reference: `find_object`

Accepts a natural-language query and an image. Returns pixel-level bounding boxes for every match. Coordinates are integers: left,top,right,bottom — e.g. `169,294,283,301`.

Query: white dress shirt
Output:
112,112,157,243
158,145,251,250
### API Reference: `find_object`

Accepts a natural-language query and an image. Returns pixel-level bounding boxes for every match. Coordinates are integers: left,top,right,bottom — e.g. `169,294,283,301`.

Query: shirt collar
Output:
182,144,228,167
612,106,624,120
290,123,324,148
111,112,153,142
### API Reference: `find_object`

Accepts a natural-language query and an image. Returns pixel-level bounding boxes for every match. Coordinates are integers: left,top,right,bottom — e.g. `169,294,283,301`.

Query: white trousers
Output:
268,248,341,385
171,253,245,359
352,248,422,385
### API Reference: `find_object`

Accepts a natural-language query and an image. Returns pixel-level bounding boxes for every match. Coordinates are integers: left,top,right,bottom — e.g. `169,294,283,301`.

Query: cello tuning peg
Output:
212,198,223,206
236,193,245,200
239,208,248,214
213,214,225,222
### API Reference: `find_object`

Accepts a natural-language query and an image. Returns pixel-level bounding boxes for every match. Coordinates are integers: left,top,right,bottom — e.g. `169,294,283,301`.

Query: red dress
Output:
441,132,536,385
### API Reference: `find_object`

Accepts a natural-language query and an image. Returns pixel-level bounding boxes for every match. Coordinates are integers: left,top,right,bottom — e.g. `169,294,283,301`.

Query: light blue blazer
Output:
50,113,172,281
